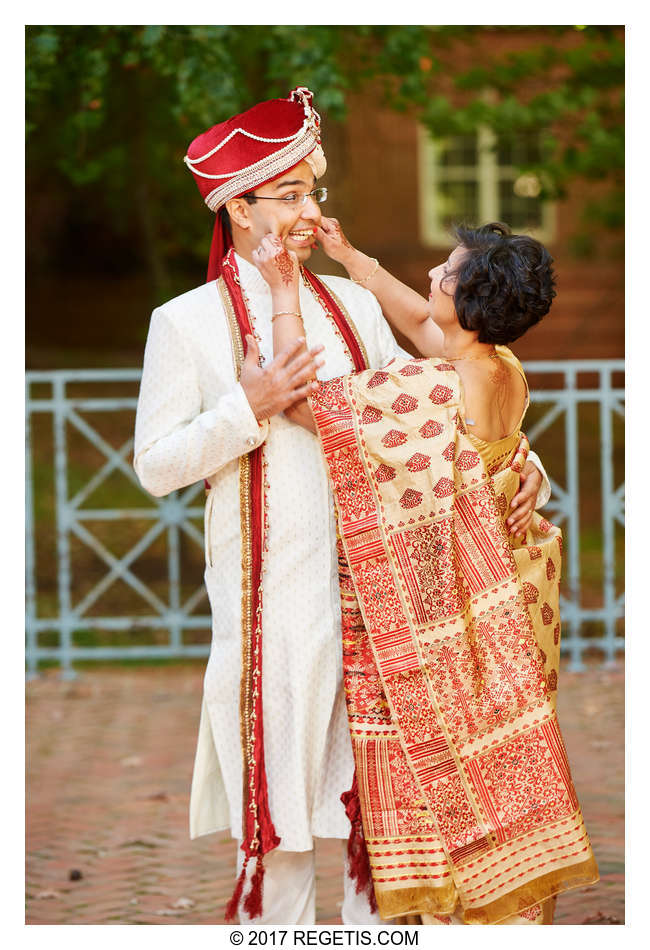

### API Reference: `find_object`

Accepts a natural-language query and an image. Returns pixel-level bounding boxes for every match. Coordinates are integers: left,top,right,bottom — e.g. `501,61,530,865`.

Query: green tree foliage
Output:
26,25,623,294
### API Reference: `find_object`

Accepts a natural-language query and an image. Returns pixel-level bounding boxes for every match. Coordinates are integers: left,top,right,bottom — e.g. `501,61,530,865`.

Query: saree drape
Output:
310,356,598,924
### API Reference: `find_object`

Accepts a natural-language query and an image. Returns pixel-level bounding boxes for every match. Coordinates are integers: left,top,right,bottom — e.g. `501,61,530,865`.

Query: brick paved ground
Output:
26,662,624,925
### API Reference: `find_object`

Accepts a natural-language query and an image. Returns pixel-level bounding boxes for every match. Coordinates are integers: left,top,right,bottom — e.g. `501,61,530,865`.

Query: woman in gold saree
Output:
252,221,598,925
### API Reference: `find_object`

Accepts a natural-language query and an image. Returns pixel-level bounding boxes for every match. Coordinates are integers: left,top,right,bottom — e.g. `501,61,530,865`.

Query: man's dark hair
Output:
218,206,232,239
441,222,556,345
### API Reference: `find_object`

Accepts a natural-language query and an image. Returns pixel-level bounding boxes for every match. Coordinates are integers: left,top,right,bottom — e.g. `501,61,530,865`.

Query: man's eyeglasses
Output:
243,187,328,208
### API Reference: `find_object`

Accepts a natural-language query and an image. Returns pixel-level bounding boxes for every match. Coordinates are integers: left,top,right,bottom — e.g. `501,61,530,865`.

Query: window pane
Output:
498,180,543,230
497,133,543,167
440,135,478,168
436,180,479,228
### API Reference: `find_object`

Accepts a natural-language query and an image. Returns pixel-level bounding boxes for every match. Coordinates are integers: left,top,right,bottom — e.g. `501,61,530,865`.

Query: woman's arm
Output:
251,234,323,434
316,217,445,358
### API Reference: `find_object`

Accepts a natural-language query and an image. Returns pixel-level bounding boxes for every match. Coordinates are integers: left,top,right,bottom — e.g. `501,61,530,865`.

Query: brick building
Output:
314,26,623,363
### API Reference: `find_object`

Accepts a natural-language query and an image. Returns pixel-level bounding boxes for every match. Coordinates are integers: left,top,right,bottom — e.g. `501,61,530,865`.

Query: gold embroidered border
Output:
218,276,253,838
324,282,371,369
301,270,370,370
375,882,458,921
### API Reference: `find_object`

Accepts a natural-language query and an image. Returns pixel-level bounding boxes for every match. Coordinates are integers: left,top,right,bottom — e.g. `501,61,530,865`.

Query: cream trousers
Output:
236,843,381,925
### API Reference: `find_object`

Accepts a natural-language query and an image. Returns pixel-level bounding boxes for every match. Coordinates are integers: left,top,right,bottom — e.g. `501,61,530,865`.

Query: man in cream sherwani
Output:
133,87,550,925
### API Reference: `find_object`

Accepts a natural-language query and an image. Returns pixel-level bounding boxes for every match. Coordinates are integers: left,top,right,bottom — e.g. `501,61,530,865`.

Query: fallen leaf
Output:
121,756,142,768
34,890,62,900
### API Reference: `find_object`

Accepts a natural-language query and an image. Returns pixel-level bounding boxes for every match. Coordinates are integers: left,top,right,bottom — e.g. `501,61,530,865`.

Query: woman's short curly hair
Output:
441,222,556,345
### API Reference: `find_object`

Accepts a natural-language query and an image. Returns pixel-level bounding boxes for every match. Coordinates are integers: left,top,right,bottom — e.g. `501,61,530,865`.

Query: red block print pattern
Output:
388,667,444,745
367,371,389,388
375,464,396,483
399,363,424,376
455,450,481,472
423,595,547,742
354,558,409,635
361,405,382,424
312,375,347,411
519,904,542,922
453,486,515,596
546,558,556,580
343,634,391,724
429,385,454,405
400,489,423,509
328,447,377,522
382,429,408,448
391,521,466,625
541,603,554,625
433,477,455,498
405,453,431,473
419,419,443,439
467,721,578,844
392,394,419,414
442,442,455,462
428,773,485,853
358,738,440,838
522,582,539,604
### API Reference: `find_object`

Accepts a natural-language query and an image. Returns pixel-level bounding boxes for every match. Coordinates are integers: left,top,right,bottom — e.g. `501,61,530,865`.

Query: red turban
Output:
184,87,326,280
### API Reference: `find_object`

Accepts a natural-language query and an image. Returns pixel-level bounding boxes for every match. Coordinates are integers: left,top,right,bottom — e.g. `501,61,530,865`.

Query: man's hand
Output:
507,459,543,539
239,335,323,422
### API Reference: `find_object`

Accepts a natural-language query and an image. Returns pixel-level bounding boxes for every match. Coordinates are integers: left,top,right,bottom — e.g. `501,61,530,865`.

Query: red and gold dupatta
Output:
310,356,598,924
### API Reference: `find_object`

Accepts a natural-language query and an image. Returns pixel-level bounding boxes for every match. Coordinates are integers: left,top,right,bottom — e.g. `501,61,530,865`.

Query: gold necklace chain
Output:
442,347,498,361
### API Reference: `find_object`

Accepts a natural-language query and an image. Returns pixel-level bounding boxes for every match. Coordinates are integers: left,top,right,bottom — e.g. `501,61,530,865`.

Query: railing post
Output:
25,377,38,679
563,366,583,671
600,366,618,667
52,376,76,680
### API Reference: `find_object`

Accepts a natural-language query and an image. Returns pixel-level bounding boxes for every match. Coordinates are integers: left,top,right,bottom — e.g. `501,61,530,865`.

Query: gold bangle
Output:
351,257,379,284
271,310,302,322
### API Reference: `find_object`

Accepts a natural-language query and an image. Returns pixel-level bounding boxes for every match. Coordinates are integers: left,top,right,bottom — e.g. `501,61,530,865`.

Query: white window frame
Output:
417,124,556,247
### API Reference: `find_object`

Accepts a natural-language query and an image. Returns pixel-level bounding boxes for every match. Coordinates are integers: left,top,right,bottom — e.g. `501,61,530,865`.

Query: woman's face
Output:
427,245,467,328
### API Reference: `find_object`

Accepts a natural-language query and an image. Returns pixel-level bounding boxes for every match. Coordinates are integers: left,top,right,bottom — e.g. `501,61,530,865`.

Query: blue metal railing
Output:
25,361,624,677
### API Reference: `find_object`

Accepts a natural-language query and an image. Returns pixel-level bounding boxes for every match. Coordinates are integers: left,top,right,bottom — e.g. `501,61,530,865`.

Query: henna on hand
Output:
274,249,296,287
334,222,351,248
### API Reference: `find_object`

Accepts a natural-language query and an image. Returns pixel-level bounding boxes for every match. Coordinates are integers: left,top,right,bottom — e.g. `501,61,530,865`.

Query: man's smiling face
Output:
240,160,323,262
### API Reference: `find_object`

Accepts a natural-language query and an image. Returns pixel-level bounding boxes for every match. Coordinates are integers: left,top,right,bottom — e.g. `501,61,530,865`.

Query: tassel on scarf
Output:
225,858,248,923
242,855,266,919
341,773,377,913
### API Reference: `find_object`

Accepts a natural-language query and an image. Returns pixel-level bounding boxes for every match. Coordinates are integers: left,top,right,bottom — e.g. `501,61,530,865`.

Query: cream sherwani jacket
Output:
133,254,551,851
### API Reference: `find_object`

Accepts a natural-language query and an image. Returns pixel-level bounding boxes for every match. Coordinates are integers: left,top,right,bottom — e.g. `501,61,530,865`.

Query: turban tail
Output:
207,212,233,283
